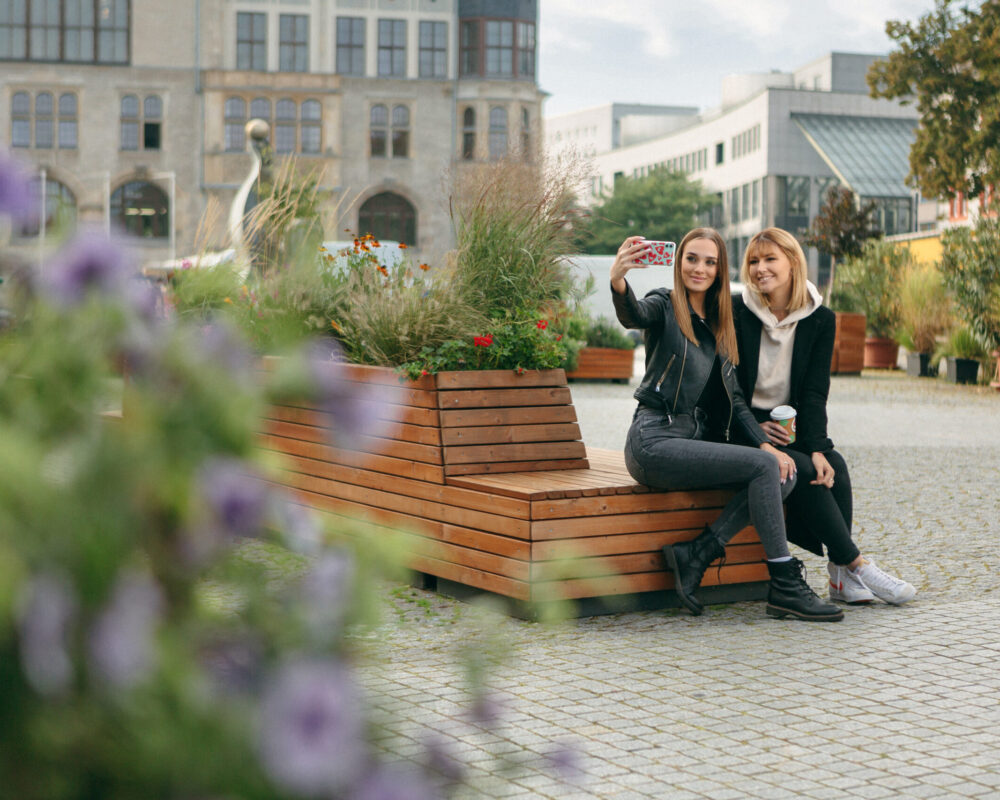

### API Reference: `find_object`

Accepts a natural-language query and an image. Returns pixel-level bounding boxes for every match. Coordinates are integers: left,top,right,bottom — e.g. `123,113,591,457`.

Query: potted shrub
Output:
834,239,909,369
896,261,952,377
566,315,637,382
936,326,986,384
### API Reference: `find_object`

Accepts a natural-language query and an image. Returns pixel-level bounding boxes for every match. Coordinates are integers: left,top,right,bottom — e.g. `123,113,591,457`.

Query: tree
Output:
803,186,881,295
572,169,717,254
868,0,1000,200
940,213,1000,353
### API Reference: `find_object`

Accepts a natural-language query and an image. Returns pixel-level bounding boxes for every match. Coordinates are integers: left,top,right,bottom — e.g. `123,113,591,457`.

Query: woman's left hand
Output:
811,452,835,487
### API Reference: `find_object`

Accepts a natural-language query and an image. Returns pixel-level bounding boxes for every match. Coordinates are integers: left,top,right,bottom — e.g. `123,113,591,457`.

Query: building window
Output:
120,94,160,151
236,11,266,71
488,106,507,160
516,21,534,77
359,191,416,246
391,104,409,158
110,180,169,239
11,91,31,147
485,20,512,76
224,96,247,152
370,104,388,157
278,14,308,72
459,20,477,76
715,142,724,165
275,98,296,154
336,16,364,76
785,176,810,217
58,91,77,148
377,19,405,77
462,107,475,160
34,92,54,149
301,99,321,154
250,97,271,123
19,177,76,237
1,0,129,63
418,20,446,78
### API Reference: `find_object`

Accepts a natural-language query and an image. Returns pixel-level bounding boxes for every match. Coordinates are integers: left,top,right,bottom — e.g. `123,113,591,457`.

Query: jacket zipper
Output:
654,354,676,393
672,340,688,415
722,359,735,441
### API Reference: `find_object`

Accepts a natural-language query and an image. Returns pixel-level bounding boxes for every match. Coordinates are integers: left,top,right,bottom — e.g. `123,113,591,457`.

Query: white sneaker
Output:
854,560,917,605
828,562,875,604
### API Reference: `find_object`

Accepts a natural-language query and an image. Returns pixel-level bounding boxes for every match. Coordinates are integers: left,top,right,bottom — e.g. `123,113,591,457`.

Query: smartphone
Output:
636,240,676,267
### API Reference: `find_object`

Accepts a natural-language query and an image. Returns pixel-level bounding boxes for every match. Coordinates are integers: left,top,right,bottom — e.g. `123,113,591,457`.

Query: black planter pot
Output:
906,352,937,377
945,357,979,384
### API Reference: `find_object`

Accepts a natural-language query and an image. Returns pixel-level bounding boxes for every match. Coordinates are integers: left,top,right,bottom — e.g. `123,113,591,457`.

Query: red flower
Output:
556,334,563,341
516,366,525,375
421,369,429,376
537,320,548,330
474,334,493,348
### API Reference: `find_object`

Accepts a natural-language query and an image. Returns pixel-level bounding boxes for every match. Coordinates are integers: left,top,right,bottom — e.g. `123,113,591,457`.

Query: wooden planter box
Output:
566,347,635,382
259,361,767,616
830,312,865,374
864,336,900,370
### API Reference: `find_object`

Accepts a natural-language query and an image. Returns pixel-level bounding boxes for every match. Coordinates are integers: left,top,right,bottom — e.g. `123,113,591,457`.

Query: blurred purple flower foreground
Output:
17,572,77,696
200,457,269,539
41,229,131,307
259,659,366,796
88,571,164,689
0,148,38,224
306,340,397,450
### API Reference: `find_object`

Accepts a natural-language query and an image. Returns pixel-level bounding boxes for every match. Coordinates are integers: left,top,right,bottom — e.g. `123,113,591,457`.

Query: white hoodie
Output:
741,280,824,410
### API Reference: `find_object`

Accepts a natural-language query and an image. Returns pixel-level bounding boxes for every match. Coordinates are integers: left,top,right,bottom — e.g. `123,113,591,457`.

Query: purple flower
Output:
300,550,354,641
258,659,366,796
199,458,269,539
354,764,440,800
41,229,132,307
271,495,322,555
305,340,397,450
0,148,38,224
87,571,164,689
545,741,583,783
17,572,77,696
198,322,253,383
200,635,264,695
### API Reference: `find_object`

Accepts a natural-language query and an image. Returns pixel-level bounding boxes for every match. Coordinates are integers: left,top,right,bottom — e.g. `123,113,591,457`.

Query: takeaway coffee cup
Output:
770,405,796,443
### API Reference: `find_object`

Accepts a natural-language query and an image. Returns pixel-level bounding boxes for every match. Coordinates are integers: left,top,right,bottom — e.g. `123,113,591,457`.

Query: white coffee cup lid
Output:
770,405,796,420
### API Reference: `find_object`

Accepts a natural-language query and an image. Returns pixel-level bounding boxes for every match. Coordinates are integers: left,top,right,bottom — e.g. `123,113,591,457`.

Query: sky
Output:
537,0,939,118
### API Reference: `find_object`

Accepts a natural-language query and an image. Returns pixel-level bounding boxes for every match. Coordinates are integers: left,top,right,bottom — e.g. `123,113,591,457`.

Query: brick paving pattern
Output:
361,369,1000,799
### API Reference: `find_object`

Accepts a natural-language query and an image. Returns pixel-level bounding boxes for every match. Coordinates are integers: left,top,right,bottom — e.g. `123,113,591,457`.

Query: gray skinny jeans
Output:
624,406,793,559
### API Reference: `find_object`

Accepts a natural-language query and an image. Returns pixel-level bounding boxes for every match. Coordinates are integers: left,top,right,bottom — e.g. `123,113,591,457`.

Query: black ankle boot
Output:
766,558,844,621
662,526,726,616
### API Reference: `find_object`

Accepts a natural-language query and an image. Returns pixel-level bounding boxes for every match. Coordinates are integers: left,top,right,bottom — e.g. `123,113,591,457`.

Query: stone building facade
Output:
2,0,544,267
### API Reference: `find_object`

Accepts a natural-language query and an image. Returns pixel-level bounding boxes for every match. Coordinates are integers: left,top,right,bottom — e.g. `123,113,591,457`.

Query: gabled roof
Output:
791,113,918,198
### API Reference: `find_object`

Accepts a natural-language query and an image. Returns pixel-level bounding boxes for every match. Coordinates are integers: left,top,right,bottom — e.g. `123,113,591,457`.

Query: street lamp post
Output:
150,170,176,263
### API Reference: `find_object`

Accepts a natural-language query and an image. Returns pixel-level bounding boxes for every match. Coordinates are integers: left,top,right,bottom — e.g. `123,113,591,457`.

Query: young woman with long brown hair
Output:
612,228,843,621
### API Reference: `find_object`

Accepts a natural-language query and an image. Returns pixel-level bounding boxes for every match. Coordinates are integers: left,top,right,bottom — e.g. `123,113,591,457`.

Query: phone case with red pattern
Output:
636,240,676,267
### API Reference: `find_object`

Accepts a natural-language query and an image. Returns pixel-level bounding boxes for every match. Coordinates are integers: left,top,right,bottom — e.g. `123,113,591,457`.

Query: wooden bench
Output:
259,363,768,617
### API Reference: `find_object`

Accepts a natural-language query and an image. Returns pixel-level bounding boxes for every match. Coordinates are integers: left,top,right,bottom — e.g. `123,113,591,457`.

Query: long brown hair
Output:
672,227,739,363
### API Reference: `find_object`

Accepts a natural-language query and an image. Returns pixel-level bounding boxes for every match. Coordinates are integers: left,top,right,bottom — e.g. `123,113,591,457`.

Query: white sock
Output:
767,556,793,563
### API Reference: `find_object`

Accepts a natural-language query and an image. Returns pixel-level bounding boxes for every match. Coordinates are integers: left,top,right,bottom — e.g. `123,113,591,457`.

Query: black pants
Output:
780,447,861,566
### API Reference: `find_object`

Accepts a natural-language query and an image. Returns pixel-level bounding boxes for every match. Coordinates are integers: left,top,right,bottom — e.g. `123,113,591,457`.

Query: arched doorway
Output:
110,181,169,239
358,192,416,246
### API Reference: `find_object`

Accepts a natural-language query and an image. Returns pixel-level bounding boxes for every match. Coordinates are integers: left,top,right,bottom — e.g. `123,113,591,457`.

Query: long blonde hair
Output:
740,227,810,312
672,227,739,364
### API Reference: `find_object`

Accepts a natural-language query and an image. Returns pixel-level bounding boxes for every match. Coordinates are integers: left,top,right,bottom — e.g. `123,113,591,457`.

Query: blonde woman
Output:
612,228,843,621
734,227,915,605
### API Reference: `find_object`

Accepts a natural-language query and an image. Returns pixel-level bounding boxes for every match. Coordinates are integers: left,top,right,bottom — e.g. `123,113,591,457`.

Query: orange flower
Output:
398,243,408,249
223,297,233,304
418,263,430,271
330,320,342,333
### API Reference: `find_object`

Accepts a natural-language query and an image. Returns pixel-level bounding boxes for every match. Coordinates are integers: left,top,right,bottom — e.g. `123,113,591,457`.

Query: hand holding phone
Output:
635,239,676,267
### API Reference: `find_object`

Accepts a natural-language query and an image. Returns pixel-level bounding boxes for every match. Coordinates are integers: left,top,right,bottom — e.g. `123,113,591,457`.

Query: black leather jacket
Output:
612,281,768,446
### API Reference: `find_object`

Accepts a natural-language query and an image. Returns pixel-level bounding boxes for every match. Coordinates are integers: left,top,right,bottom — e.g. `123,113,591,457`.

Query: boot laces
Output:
793,558,821,599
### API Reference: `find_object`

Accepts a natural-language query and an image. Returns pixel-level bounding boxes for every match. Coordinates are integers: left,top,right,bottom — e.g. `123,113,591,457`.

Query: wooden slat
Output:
439,406,578,428
566,348,634,380
533,489,731,519
408,553,530,601
529,542,766,581
529,562,770,602
401,534,530,582
278,470,532,538
530,508,720,540
443,441,587,466
444,458,590,476
267,405,442,446
441,423,582,446
437,387,573,409
260,433,445,483
263,420,442,464
277,451,531,519
531,527,759,561
260,357,436,391
434,369,567,390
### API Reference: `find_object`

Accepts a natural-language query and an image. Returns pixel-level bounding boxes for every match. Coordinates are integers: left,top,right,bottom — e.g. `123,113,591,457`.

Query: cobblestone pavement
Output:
361,365,1000,799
